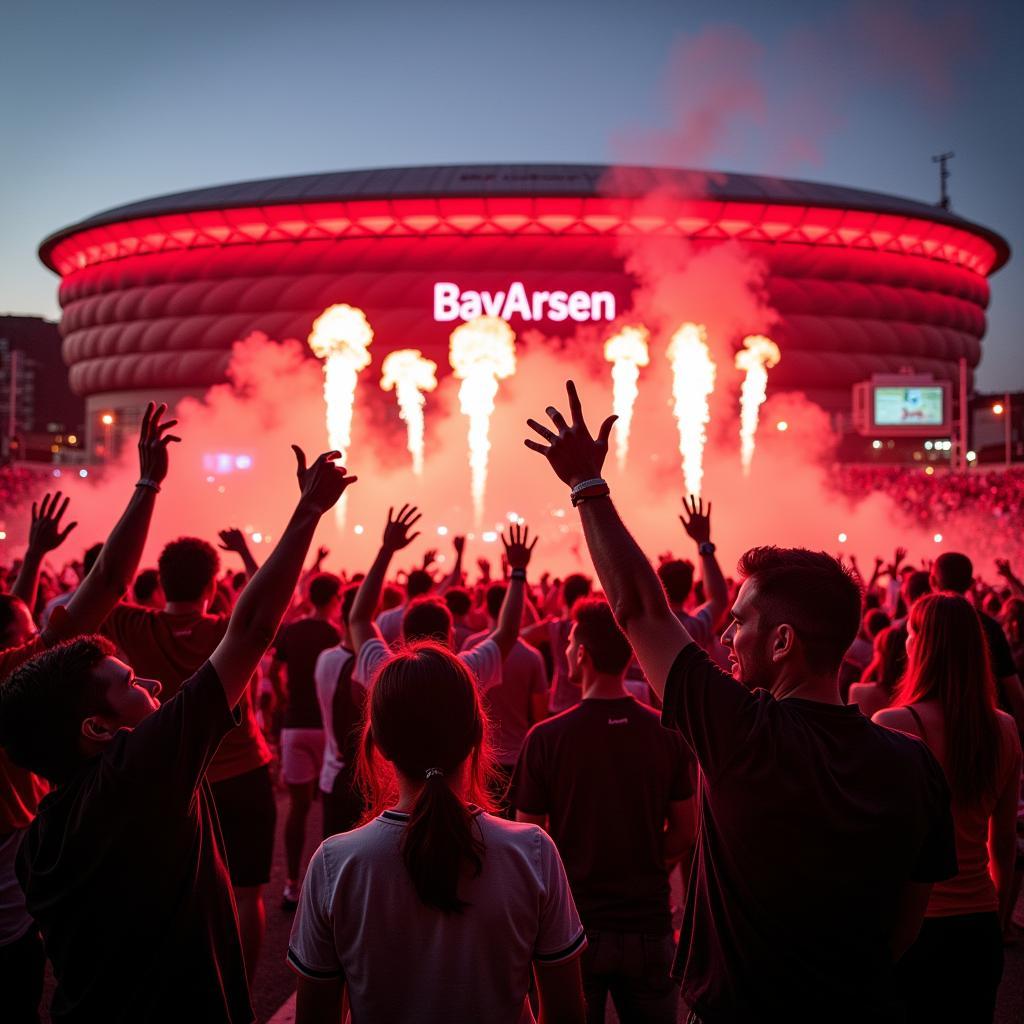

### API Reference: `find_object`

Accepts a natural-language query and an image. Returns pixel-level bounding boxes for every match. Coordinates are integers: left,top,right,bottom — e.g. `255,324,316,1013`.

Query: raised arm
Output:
217,527,260,579
996,559,1024,598
487,524,537,659
209,446,355,708
54,403,179,640
436,535,465,595
11,492,77,611
680,496,728,630
525,382,692,700
348,504,421,654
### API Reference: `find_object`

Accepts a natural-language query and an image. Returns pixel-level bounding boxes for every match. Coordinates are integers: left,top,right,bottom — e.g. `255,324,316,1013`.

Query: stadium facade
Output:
39,164,1009,456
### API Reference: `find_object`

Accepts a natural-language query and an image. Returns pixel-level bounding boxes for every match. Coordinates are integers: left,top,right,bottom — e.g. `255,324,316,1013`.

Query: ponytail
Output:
402,770,484,913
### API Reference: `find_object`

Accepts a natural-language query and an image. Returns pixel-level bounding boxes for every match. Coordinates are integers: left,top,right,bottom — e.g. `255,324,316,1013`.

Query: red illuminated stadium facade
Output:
39,164,1009,457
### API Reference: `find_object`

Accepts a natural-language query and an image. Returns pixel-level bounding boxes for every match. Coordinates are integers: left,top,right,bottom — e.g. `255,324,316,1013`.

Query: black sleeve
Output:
509,725,550,816
910,746,958,884
660,643,766,782
983,616,1016,680
105,661,239,805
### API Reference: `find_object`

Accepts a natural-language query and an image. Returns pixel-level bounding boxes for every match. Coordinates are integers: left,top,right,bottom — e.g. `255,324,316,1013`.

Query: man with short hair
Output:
0,404,178,1023
524,382,957,1021
131,568,165,609
513,596,695,1023
374,535,465,646
0,445,354,1023
349,507,532,693
461,581,549,805
932,550,1024,733
97,531,275,978
270,572,342,908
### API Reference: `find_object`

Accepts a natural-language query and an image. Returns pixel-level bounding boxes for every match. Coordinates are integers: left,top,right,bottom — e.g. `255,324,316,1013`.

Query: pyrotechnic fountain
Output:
734,335,781,475
448,316,517,525
307,304,374,525
666,322,716,499
380,349,438,476
603,325,650,472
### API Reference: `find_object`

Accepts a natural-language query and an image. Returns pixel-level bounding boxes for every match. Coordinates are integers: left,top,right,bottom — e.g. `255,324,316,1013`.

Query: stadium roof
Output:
40,163,1010,272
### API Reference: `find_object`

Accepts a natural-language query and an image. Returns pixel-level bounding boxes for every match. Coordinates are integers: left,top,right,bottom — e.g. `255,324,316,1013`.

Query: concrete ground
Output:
39,786,1024,1022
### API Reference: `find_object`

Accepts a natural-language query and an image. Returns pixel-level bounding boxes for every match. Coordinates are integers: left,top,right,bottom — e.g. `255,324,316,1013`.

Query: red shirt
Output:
0,606,77,833
101,604,270,783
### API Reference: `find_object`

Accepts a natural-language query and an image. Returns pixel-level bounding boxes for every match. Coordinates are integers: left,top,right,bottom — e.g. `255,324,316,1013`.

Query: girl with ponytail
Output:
874,593,1021,1022
288,640,586,1023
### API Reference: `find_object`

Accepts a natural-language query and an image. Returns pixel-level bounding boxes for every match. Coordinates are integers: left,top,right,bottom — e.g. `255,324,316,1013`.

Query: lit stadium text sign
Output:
433,282,616,323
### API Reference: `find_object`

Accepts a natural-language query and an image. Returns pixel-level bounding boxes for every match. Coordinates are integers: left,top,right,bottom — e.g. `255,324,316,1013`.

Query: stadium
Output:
38,164,1009,457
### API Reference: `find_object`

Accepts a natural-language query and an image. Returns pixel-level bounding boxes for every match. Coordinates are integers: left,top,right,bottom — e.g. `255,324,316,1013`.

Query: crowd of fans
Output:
832,465,1024,561
0,392,1021,1023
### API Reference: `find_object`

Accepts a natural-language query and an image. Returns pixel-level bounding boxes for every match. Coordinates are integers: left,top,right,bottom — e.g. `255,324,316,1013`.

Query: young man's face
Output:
92,656,162,730
3,600,37,648
720,579,776,691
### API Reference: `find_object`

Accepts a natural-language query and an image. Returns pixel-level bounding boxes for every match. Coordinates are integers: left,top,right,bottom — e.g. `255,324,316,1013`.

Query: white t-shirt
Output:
374,604,406,647
288,810,586,1023
313,644,359,793
355,633,502,693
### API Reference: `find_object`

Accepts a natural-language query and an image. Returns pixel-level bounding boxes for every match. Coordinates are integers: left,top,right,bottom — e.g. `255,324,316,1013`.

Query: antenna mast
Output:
932,151,954,210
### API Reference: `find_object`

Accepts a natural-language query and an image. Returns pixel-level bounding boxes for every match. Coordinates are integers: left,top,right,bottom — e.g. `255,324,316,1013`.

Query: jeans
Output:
582,929,678,1024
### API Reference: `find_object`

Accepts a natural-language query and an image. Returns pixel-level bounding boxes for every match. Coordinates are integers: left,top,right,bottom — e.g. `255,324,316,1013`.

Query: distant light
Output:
966,450,977,462
776,420,789,432
217,485,225,494
206,475,215,483
251,532,263,544
52,469,61,478
871,440,882,450
436,525,449,536
551,508,566,519
234,454,253,470
933,534,943,544
67,435,77,445
354,524,364,535
925,466,935,475
992,403,1004,415
100,413,114,426
0,531,6,541
79,469,88,478
924,441,933,450
838,532,848,543
482,531,498,543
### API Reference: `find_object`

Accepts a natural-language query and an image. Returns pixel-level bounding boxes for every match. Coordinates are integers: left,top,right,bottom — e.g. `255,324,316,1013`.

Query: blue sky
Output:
3,0,1020,389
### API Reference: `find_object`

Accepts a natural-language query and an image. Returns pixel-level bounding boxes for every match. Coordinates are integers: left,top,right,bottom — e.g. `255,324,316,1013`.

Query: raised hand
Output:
28,492,77,555
217,528,248,555
315,545,330,564
502,522,538,571
996,558,1013,580
422,548,438,571
679,495,712,546
476,557,491,582
886,546,908,576
453,535,466,558
291,445,357,515
525,380,616,487
381,504,421,552
138,402,182,485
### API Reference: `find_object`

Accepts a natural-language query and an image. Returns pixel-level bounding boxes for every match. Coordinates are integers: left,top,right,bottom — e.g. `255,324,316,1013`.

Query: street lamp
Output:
100,412,115,459
992,396,1011,468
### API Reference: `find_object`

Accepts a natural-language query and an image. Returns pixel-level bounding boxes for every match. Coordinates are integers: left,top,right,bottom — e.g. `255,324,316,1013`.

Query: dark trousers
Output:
582,929,678,1024
321,768,364,840
0,927,45,1024
894,911,1003,1023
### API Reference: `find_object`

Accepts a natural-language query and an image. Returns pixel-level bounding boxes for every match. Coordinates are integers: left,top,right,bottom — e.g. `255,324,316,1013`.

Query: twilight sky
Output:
2,0,1021,389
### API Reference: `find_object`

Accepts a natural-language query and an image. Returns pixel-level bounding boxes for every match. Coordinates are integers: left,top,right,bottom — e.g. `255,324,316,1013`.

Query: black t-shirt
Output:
662,644,956,1023
274,618,341,729
980,610,1016,680
511,695,693,933
17,662,253,1023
